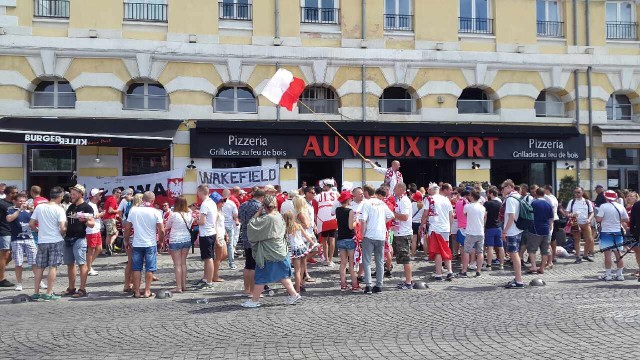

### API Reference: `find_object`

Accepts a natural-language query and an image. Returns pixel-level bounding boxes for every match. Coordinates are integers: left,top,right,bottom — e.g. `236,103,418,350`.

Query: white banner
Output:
197,165,279,190
77,169,185,205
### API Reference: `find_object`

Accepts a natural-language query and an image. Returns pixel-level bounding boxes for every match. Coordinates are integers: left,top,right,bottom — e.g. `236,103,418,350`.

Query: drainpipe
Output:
362,0,366,40
574,70,581,186
275,0,280,40
587,66,594,193
585,0,590,46
361,63,367,184
572,0,577,46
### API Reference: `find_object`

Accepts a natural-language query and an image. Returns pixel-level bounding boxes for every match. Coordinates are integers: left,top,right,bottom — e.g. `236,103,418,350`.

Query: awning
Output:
596,124,640,144
0,117,181,148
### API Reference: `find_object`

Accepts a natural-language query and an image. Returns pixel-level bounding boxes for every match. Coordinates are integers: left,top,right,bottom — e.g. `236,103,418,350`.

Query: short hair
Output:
543,185,553,193
514,185,521,192
112,188,121,195
142,191,155,203
408,183,417,193
395,182,407,192
197,184,209,194
173,196,188,213
487,188,498,197
222,189,231,197
441,183,452,191
520,183,529,191
536,188,545,197
15,193,28,200
501,179,515,189
363,184,375,197
50,186,64,200
253,189,266,199
352,187,363,193
30,185,41,196
274,184,281,192
4,185,17,196
375,188,387,197
469,190,481,201
303,186,315,194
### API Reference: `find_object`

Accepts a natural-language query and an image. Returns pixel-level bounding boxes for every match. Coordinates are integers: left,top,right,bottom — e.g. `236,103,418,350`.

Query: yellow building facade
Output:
1,0,640,201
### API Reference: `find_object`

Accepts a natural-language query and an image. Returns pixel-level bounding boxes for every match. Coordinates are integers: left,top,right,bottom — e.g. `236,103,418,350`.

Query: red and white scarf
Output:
384,168,403,187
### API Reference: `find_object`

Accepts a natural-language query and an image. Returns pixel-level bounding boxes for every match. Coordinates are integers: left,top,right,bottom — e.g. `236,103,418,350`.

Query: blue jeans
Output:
225,226,235,266
362,237,385,288
132,246,157,273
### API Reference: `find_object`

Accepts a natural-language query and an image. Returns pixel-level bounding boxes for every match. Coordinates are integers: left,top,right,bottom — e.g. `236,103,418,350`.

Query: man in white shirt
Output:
392,183,413,290
422,183,455,281
596,190,628,281
567,187,595,264
29,186,67,301
124,191,164,298
315,179,339,267
460,191,486,278
365,159,403,190
359,188,395,294
196,185,217,290
501,179,525,289
222,189,239,270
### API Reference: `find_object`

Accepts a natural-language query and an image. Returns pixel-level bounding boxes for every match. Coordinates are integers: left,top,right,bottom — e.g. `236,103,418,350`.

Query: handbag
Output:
179,212,198,244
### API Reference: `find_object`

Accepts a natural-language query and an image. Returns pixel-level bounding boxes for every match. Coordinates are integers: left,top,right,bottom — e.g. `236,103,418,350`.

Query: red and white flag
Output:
261,68,306,111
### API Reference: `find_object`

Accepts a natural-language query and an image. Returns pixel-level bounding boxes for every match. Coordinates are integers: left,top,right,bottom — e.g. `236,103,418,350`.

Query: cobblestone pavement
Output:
1,249,639,360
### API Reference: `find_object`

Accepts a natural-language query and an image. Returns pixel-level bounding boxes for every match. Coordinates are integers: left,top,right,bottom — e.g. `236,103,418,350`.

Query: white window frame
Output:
300,86,339,114
458,0,493,33
31,79,76,109
607,94,633,121
607,1,636,22
301,0,339,24
537,0,561,22
459,0,492,20
124,82,169,111
384,0,413,31
214,86,257,114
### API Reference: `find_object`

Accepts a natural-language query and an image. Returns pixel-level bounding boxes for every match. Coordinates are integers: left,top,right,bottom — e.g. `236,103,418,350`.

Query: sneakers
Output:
504,279,525,289
0,279,15,287
396,282,413,290
327,261,335,268
599,274,613,281
14,283,23,291
229,264,238,270
475,272,481,277
363,286,372,294
195,282,214,291
614,275,625,281
445,273,455,282
241,300,261,308
575,257,583,264
285,294,302,305
192,279,206,287
583,256,594,262
307,257,318,264
30,293,41,301
491,259,501,265
457,272,468,278
482,264,491,271
40,293,61,301
498,264,505,271
468,264,477,270
88,269,99,276
372,286,382,293
39,281,47,290
433,276,443,282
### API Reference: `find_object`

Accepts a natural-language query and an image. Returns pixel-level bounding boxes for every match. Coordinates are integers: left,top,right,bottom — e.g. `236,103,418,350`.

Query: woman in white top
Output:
293,195,318,286
165,196,193,293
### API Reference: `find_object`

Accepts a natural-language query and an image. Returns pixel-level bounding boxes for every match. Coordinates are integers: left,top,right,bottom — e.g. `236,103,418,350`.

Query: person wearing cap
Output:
594,185,606,208
86,188,105,276
335,190,358,292
364,159,403,190
596,190,628,281
62,184,95,298
315,178,340,267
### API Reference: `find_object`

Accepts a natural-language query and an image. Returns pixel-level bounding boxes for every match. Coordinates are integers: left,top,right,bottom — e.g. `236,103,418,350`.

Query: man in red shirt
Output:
229,186,241,208
103,188,122,256
29,186,48,209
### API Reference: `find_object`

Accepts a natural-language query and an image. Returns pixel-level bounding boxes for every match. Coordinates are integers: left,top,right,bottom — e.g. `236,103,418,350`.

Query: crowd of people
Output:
0,159,638,306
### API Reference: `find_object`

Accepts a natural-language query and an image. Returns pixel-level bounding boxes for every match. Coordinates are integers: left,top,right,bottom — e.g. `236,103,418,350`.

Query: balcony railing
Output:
537,21,564,38
124,2,168,23
459,17,494,34
457,99,494,114
299,99,339,114
606,104,633,121
301,7,339,24
379,99,415,114
535,101,565,117
219,2,252,21
34,0,70,19
384,14,413,31
606,21,638,40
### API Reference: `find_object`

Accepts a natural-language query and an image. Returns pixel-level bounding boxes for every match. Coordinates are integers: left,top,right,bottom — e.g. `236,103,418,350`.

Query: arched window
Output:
535,90,564,117
607,94,632,120
124,82,168,111
214,86,257,113
300,86,339,114
379,86,415,114
32,79,76,108
457,87,493,114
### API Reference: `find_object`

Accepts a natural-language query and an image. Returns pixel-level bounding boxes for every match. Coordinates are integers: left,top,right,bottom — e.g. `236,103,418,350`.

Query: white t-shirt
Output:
567,198,593,224
350,199,367,218
222,200,238,228
216,212,225,241
411,202,425,223
394,196,412,236
359,198,394,240
315,191,339,232
86,202,101,235
128,206,163,247
545,194,559,221
280,199,295,216
166,211,193,243
504,192,524,236
597,202,628,233
464,202,486,236
198,198,217,237
30,203,66,244
428,194,453,233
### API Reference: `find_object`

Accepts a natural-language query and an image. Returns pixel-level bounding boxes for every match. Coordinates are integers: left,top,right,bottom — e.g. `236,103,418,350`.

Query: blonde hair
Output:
293,195,308,214
132,193,143,207
282,211,301,235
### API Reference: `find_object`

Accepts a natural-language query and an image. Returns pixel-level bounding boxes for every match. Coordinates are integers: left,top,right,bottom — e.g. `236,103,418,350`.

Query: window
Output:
537,0,563,37
606,1,637,39
459,0,493,34
214,86,257,113
606,94,633,120
219,0,252,21
535,90,565,117
607,148,639,166
379,87,415,114
30,148,75,172
124,82,168,111
384,0,412,31
300,86,339,114
301,0,339,24
457,88,493,114
32,79,76,109
123,148,170,176
124,0,168,22
34,0,70,18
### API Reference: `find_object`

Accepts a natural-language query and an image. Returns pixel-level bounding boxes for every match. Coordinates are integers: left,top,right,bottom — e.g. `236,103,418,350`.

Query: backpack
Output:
508,196,534,231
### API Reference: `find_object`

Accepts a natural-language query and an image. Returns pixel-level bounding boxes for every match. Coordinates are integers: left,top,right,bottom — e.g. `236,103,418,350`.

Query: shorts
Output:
35,242,64,269
506,233,522,254
104,219,118,236
199,235,215,260
86,233,102,248
526,233,550,255
169,241,191,251
456,229,466,246
392,235,412,265
336,239,356,250
412,223,421,235
244,247,256,270
484,228,503,247
451,219,458,234
599,232,624,252
63,238,87,265
131,246,157,272
520,231,529,246
0,235,11,250
319,230,336,239
11,239,37,267
463,234,484,254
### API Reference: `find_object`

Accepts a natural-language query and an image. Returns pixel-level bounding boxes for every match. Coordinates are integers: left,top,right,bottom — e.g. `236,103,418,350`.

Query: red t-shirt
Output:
103,196,118,220
276,193,287,212
33,196,48,208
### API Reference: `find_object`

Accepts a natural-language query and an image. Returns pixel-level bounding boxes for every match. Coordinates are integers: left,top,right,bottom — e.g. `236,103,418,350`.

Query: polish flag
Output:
261,69,306,111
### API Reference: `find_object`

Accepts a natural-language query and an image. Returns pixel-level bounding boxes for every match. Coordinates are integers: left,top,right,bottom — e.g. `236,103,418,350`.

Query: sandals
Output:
526,270,538,275
72,289,88,298
63,287,76,296
340,283,348,291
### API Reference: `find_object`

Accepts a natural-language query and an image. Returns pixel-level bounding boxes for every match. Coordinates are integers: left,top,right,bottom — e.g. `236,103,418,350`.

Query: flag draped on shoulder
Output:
261,68,306,111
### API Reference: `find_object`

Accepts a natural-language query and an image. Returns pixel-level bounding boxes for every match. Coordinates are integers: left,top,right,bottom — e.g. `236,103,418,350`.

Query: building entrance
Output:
396,159,455,187
491,160,553,187
298,160,342,188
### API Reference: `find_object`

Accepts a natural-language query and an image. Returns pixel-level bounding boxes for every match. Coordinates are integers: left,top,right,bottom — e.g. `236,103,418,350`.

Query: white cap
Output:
341,181,353,192
89,188,104,197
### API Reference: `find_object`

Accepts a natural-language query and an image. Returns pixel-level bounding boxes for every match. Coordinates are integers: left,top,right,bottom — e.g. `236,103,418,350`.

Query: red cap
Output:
412,192,423,202
337,190,352,203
